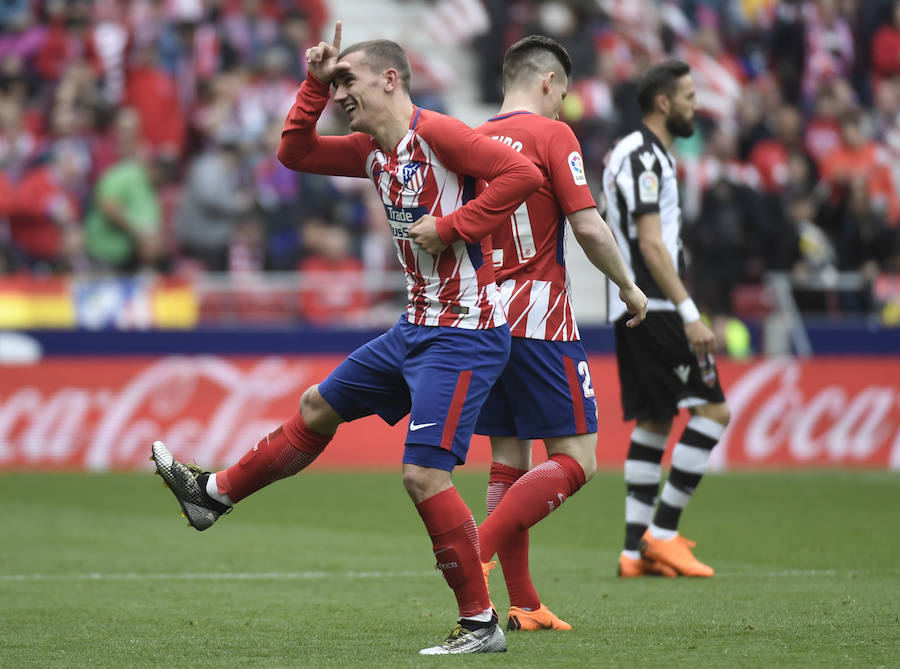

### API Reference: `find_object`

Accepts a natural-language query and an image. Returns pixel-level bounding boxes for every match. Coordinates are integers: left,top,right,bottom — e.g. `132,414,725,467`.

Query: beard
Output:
666,113,695,138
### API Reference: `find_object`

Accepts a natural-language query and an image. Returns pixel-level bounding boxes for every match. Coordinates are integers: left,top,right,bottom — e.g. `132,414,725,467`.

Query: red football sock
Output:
416,487,491,619
486,462,540,611
216,409,331,503
479,454,586,562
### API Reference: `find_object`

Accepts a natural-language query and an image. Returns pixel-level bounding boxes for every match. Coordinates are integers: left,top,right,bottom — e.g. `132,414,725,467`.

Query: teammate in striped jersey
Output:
470,36,648,631
601,60,731,578
151,22,543,655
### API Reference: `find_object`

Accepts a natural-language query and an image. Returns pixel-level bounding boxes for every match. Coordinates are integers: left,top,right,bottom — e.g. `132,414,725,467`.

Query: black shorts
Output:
614,311,726,421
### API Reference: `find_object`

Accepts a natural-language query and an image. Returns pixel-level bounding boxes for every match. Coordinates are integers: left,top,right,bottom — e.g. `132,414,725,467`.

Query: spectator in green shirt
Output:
84,108,166,272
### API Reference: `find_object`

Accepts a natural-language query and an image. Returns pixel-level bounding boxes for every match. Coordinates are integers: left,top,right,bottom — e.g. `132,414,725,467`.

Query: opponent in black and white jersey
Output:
601,60,732,582
602,125,682,320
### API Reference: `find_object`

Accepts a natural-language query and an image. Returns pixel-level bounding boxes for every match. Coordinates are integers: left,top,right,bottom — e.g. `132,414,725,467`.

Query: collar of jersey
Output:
381,107,422,154
640,122,673,164
487,110,535,121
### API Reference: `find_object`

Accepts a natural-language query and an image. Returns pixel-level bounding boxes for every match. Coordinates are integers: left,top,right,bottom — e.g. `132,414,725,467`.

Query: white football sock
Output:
648,524,677,541
461,608,494,623
206,473,233,506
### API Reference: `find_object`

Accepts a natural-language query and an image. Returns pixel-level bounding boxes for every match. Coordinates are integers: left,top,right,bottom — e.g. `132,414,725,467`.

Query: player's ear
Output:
383,67,401,93
656,92,670,115
542,71,555,94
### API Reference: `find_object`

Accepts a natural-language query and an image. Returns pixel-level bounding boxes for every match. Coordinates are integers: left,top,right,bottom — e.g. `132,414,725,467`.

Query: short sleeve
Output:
626,147,663,217
546,123,596,215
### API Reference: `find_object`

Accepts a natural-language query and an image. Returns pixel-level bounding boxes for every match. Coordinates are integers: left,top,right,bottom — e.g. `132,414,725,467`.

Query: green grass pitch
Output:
2,469,898,668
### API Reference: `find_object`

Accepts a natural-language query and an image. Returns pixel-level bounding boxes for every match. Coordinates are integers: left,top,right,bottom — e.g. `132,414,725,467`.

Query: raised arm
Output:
277,21,368,177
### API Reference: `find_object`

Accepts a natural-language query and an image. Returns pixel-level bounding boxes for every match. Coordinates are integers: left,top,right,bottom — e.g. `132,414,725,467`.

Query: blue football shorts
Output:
318,316,511,471
475,337,599,440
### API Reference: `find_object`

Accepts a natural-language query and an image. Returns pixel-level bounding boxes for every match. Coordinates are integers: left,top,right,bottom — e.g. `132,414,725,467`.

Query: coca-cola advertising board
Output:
1,355,899,470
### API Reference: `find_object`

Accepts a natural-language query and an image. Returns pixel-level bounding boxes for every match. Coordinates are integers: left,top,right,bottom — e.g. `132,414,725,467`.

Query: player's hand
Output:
684,319,716,356
306,21,350,84
408,214,447,255
619,283,648,328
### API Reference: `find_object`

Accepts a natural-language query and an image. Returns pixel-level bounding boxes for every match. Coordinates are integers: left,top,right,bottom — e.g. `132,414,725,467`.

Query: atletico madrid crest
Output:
402,161,425,192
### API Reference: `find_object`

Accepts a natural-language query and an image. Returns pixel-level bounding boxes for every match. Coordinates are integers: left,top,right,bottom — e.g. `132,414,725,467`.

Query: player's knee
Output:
568,440,597,481
693,402,731,428
637,417,673,434
401,464,450,503
299,385,341,433
403,467,423,501
716,403,732,427
298,385,323,419
401,468,427,500
579,448,598,481
547,435,597,482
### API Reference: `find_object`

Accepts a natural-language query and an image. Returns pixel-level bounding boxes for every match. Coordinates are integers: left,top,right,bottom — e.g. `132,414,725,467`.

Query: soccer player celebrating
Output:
151,21,543,655
601,60,731,578
470,36,648,630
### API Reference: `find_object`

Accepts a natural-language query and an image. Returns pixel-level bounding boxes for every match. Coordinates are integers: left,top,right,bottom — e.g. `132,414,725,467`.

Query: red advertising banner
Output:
1,355,898,471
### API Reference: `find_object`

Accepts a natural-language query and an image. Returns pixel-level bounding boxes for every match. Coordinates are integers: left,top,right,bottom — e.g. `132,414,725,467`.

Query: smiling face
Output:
332,50,389,134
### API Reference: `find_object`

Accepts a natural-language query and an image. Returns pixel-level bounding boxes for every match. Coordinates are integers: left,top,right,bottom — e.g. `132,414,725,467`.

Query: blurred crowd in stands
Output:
1,0,899,324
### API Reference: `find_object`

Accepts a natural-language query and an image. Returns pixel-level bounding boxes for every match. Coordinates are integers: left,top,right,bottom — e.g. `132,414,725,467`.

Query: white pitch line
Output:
721,569,839,577
3,568,897,583
681,569,900,578
719,566,900,577
0,570,436,583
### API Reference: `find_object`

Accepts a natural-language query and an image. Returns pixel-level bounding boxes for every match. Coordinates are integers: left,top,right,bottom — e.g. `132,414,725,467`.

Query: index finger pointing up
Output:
332,20,342,51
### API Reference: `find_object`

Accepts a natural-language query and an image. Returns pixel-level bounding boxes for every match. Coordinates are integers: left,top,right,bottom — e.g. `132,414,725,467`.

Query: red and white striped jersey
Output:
278,75,541,329
475,112,596,341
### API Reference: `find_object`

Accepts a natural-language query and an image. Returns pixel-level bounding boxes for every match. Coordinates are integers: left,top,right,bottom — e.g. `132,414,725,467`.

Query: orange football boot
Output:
639,531,714,577
507,603,572,631
617,553,678,578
